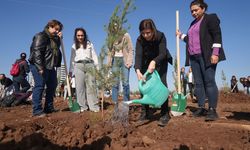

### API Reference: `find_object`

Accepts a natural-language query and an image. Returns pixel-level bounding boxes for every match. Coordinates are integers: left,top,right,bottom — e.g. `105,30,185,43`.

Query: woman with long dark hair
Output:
176,0,226,121
134,19,172,126
69,28,99,112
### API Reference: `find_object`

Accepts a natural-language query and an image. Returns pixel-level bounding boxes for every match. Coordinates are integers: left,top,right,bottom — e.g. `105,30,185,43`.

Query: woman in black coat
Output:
134,19,172,126
176,0,226,121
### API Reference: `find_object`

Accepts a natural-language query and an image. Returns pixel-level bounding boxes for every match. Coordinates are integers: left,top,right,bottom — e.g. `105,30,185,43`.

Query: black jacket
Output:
0,77,13,89
29,30,62,71
184,13,226,67
134,31,172,74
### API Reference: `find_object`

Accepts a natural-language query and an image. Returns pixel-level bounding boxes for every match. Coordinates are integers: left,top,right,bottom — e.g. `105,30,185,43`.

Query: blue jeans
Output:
30,64,57,115
111,57,130,103
13,76,30,93
190,54,218,109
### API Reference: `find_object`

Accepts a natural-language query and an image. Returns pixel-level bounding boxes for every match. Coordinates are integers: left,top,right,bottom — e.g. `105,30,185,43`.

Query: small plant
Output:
89,0,136,119
221,70,230,93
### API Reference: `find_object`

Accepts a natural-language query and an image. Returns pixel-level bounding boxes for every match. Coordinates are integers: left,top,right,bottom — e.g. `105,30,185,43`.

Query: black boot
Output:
158,100,170,127
158,113,170,127
138,105,149,124
205,107,218,121
193,107,207,117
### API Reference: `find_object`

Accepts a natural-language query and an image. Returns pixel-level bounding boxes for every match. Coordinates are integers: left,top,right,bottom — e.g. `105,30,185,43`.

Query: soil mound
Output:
1,91,250,150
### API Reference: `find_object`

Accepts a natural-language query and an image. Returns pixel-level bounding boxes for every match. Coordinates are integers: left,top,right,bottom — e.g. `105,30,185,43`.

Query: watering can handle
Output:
143,70,161,80
152,70,161,80
138,70,161,89
138,71,150,90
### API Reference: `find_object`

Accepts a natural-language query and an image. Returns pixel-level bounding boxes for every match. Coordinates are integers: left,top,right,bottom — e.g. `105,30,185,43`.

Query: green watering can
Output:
124,71,169,108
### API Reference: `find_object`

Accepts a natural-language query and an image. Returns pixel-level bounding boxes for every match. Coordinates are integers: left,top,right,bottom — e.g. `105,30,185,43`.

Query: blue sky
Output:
0,0,249,91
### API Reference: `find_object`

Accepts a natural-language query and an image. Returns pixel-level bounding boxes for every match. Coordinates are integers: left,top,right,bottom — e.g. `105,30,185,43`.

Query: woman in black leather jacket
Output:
29,19,63,117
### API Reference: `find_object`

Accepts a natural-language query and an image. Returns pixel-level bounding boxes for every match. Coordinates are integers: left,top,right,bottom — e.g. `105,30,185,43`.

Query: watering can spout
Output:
131,95,156,106
123,100,133,105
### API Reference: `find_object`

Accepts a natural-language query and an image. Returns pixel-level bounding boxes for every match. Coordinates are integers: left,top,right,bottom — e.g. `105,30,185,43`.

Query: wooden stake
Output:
176,10,181,94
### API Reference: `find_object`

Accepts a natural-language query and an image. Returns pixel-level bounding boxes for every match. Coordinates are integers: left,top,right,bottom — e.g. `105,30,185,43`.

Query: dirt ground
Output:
0,91,250,150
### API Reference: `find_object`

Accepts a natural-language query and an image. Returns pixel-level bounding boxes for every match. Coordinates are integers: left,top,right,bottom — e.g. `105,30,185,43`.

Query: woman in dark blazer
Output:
134,19,172,126
176,0,226,121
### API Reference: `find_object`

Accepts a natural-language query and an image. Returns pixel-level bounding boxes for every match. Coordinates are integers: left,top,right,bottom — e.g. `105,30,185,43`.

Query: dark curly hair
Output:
190,0,208,11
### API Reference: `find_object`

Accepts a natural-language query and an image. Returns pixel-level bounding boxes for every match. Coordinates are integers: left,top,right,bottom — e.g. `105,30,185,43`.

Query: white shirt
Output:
71,77,76,88
188,72,193,83
72,41,98,66
69,41,99,73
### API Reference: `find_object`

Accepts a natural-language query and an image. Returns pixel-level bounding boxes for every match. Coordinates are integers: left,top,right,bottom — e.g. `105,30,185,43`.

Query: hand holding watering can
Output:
136,60,156,82
125,70,169,108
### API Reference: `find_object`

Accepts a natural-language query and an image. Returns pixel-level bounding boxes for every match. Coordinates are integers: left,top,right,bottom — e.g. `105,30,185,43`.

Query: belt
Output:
75,59,93,64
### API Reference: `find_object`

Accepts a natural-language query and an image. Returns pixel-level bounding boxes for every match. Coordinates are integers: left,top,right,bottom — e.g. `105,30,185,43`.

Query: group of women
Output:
29,0,225,126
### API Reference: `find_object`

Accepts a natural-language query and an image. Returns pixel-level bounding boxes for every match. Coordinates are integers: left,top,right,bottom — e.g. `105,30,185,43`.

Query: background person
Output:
246,76,250,95
0,74,13,98
29,19,63,117
0,74,13,89
187,67,195,102
230,75,238,93
176,0,226,121
70,75,76,98
12,52,30,93
180,67,187,95
134,19,173,126
59,83,65,97
107,18,134,105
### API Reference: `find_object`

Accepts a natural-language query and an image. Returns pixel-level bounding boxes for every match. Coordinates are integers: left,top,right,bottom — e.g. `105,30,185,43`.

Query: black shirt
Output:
134,31,172,74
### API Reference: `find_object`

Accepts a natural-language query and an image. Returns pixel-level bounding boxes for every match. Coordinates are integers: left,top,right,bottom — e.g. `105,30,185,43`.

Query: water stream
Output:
111,102,130,126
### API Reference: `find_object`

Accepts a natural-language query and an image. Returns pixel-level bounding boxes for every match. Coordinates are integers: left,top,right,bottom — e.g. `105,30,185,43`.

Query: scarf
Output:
45,28,58,56
45,28,59,65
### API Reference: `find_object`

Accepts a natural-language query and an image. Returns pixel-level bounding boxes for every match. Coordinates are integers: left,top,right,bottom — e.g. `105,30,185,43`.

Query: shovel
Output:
170,10,187,116
124,71,169,108
60,39,80,112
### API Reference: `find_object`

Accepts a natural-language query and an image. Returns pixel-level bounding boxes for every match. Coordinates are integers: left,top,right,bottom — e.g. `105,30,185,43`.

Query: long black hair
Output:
74,28,88,49
138,18,158,41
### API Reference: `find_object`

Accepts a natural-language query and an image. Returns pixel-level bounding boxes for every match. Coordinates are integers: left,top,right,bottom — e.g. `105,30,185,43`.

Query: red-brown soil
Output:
0,91,250,150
